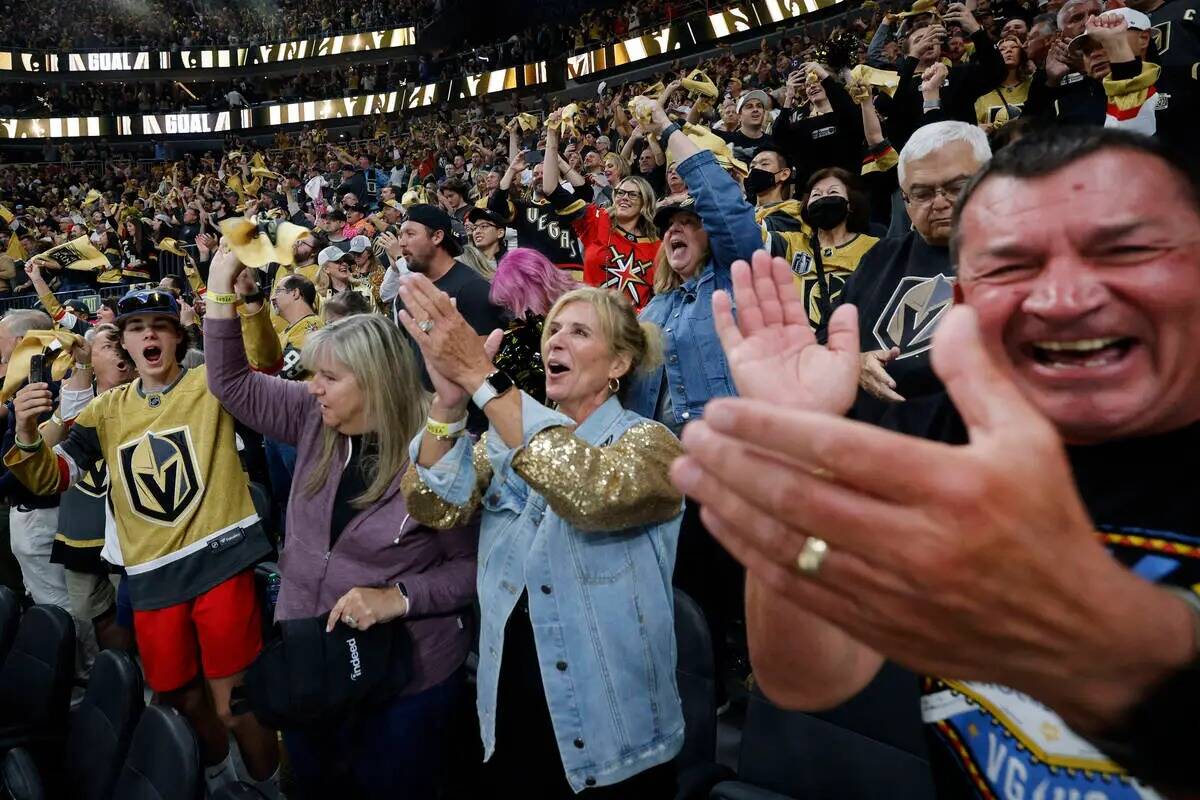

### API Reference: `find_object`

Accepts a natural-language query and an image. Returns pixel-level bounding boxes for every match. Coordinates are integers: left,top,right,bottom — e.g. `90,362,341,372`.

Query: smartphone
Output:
28,354,47,386
790,58,805,73
525,150,546,166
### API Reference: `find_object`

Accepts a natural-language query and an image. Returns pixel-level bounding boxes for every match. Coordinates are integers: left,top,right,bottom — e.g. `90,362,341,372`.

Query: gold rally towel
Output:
38,236,111,274
0,329,80,401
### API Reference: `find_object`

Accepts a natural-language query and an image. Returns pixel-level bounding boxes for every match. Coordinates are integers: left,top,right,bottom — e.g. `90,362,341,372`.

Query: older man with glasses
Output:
818,120,990,441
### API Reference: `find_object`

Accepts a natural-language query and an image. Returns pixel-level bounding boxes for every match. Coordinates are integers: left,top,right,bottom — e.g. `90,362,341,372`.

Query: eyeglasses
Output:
902,176,972,206
468,222,498,232
613,188,641,202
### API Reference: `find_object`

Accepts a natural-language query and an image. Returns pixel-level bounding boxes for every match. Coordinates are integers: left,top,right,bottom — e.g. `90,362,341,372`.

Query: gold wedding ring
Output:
796,537,830,576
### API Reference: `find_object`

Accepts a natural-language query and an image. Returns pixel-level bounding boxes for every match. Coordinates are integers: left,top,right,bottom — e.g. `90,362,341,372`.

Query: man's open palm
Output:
714,250,861,416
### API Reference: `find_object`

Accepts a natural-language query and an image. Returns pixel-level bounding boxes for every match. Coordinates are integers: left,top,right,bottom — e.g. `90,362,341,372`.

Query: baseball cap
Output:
348,235,372,254
653,196,699,235
318,245,353,267
234,613,411,729
464,207,507,228
403,204,463,256
737,89,771,113
62,298,91,317
1069,8,1152,49
383,198,403,212
115,289,180,322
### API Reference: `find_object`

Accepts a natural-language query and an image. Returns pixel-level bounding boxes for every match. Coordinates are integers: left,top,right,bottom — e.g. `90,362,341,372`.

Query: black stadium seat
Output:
0,605,75,751
3,649,144,800
0,586,20,666
711,664,936,800
1,749,44,800
673,589,735,800
70,649,146,799
112,706,203,800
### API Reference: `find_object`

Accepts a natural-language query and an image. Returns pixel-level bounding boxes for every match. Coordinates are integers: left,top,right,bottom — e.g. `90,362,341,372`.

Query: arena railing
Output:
0,282,154,314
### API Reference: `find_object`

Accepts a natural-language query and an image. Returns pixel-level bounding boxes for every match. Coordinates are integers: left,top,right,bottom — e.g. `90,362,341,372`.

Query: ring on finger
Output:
418,319,434,333
796,536,830,576
343,614,358,627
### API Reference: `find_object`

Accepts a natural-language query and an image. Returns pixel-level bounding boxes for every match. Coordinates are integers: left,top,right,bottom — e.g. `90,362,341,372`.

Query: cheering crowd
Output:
1,0,1199,797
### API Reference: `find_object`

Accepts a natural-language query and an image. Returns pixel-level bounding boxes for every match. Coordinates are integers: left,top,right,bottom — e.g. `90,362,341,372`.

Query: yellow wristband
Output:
206,292,238,305
425,416,467,439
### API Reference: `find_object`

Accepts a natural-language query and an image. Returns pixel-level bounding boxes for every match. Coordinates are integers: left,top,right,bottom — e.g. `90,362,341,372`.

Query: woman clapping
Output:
398,275,685,798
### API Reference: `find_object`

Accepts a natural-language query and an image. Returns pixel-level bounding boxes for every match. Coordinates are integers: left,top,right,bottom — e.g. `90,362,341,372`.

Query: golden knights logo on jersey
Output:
75,461,109,499
117,427,204,526
873,274,956,359
792,250,849,325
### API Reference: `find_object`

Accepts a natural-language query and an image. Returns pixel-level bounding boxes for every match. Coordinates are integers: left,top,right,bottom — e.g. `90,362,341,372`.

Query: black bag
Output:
232,615,412,730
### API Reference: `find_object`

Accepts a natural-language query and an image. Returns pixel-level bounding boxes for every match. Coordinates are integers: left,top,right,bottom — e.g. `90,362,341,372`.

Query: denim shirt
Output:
408,395,685,791
627,149,764,427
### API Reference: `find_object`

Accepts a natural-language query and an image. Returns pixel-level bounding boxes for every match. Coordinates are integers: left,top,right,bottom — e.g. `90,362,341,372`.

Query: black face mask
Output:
806,195,849,230
744,167,779,200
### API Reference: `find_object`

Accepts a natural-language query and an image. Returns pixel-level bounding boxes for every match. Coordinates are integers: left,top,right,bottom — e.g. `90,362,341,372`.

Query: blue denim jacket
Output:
628,149,764,427
408,395,685,791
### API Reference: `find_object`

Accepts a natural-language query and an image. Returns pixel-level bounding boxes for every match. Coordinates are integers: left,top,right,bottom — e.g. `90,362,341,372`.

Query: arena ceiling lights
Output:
0,27,416,75
0,0,842,139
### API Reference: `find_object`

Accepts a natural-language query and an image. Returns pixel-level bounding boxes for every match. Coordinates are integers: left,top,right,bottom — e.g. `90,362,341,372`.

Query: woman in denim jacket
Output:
625,96,766,707
397,276,685,798
624,96,765,432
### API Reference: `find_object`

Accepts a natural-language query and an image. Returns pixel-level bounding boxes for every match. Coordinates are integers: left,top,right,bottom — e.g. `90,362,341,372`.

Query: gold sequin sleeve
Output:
400,435,493,529
512,422,684,532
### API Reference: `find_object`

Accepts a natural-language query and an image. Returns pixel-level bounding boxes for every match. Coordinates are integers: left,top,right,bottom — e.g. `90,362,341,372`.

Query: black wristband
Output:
658,122,681,153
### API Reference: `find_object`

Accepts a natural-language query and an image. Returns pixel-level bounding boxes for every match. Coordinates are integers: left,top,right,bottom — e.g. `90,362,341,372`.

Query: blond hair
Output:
613,176,658,239
542,287,662,397
300,314,428,508
604,152,630,179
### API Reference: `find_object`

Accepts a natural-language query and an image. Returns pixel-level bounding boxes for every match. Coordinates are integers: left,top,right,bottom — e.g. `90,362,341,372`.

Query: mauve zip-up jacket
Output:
205,316,478,694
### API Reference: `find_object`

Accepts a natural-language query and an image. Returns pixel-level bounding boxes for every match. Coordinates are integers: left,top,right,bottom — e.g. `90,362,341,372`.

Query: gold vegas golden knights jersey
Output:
4,367,271,611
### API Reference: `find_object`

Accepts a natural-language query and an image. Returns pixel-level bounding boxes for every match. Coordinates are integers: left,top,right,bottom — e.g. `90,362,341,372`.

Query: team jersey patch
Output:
118,426,204,526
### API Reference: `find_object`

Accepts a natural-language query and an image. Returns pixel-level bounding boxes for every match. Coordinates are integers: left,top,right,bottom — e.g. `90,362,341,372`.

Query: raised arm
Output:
542,108,564,198
634,97,760,274
202,243,312,446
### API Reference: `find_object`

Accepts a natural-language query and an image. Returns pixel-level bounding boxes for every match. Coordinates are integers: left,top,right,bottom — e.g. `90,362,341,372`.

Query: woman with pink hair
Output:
488,248,579,404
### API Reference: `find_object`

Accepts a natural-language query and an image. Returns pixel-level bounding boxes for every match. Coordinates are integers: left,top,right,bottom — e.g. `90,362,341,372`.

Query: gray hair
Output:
1057,0,1099,28
898,122,992,186
0,309,53,338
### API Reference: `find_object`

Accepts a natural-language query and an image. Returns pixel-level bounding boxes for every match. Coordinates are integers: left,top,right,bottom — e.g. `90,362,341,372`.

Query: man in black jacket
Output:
883,2,1007,150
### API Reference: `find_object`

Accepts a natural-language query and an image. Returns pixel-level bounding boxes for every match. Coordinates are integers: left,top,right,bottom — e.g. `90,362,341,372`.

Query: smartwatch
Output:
471,370,515,410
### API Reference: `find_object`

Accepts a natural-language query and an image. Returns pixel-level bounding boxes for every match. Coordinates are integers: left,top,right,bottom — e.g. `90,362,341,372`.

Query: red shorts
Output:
132,570,263,693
